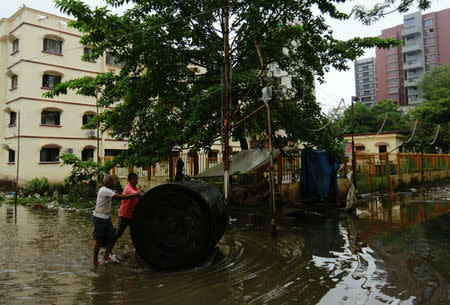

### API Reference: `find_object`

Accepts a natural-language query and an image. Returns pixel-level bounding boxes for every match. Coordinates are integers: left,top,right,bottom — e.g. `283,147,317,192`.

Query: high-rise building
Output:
0,7,127,183
354,57,376,106
375,8,450,106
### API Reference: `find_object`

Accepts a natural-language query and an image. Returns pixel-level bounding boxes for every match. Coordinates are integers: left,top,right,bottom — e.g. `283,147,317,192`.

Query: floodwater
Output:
0,186,449,305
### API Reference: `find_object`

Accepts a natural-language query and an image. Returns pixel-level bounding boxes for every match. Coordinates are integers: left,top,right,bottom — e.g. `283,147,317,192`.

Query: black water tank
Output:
130,180,228,270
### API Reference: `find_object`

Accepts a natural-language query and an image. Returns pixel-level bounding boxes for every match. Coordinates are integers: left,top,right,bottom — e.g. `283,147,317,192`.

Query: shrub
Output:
23,177,49,197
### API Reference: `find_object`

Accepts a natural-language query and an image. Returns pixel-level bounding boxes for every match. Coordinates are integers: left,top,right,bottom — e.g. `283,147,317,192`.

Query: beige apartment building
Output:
0,7,127,184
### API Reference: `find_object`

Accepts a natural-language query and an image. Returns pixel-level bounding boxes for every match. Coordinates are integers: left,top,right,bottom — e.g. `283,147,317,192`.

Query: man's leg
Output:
103,218,118,263
103,243,113,261
93,240,101,266
115,217,131,240
92,215,105,266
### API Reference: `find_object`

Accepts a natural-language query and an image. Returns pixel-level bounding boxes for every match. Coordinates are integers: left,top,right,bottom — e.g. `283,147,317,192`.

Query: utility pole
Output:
254,40,276,236
14,111,20,206
222,0,231,204
351,96,357,190
96,93,100,189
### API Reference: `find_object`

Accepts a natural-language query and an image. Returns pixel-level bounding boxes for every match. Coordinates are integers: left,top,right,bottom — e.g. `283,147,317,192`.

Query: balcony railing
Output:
402,25,421,36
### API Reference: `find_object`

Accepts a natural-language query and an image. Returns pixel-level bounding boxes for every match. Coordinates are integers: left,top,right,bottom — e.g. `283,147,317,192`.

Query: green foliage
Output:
335,100,412,135
59,153,114,185
352,0,432,25
418,64,450,101
23,177,49,197
48,183,69,196
47,0,411,163
404,65,450,153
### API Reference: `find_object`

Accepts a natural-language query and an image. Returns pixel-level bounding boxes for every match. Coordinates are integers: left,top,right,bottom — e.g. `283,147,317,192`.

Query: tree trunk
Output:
239,137,248,150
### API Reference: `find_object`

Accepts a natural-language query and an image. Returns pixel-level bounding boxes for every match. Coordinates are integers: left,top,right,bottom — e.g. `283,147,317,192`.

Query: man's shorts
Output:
92,215,116,246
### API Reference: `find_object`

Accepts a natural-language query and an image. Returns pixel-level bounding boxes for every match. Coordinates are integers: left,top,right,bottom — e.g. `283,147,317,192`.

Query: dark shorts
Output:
92,215,116,246
115,216,132,239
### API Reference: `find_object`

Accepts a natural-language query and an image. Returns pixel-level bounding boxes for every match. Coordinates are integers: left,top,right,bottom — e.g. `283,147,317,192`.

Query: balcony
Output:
404,77,419,87
404,59,425,70
402,25,421,36
402,43,422,54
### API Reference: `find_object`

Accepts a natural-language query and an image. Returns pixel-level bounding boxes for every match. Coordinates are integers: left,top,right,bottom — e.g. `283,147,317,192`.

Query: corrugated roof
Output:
196,149,281,178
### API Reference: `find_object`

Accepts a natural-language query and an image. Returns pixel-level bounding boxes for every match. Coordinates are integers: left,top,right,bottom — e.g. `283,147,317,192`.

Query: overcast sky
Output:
2,0,449,112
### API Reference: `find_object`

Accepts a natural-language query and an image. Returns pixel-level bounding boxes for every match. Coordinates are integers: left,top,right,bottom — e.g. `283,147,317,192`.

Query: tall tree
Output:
405,64,450,153
336,99,412,135
46,0,429,165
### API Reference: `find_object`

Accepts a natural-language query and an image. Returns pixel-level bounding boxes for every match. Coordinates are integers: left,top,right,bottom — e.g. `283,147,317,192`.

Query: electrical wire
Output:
303,98,344,132
429,124,440,145
361,112,389,139
388,119,418,154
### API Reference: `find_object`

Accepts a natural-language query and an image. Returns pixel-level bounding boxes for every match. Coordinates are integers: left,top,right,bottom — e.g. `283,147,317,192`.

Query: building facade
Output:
354,57,377,106
0,7,127,184
343,132,404,154
375,8,450,106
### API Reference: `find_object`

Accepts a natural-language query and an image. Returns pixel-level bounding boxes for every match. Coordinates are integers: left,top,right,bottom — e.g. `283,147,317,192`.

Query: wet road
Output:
0,186,449,304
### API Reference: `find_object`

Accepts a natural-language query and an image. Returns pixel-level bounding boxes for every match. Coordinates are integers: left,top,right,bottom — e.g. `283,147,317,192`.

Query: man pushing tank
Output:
92,174,143,266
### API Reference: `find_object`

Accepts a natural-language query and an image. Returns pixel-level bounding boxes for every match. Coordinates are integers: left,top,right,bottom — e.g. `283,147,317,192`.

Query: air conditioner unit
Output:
66,148,76,154
87,130,97,137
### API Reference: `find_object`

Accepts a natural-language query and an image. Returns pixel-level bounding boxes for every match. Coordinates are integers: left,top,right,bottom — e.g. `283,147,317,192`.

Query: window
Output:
424,18,433,28
358,79,363,84
106,53,123,67
424,28,434,36
11,74,18,89
388,62,397,69
389,70,397,77
426,54,436,62
425,45,435,53
389,78,398,85
388,46,396,52
425,37,434,45
388,54,396,61
8,149,15,163
405,53,416,61
104,149,123,157
40,147,60,162
12,39,19,53
389,94,398,100
207,151,219,168
404,18,414,27
41,110,61,126
9,111,16,125
82,148,94,161
83,47,94,61
355,146,365,151
409,95,418,103
357,67,363,71
388,86,398,93
378,145,387,153
43,38,62,55
42,74,61,89
82,113,95,125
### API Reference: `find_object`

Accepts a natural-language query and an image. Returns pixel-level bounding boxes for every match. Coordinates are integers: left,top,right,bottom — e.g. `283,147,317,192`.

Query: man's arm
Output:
112,191,143,200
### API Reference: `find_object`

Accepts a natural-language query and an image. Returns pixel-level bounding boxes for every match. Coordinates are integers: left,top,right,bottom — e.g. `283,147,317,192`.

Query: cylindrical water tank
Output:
130,180,228,270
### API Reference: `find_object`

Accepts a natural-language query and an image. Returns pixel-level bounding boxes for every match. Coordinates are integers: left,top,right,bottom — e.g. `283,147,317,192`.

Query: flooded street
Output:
0,186,449,305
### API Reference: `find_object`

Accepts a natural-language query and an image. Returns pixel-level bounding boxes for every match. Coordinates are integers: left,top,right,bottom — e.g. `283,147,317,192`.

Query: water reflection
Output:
0,185,448,304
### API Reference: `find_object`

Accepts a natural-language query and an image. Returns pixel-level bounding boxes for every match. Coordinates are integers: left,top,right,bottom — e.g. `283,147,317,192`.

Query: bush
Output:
23,177,49,197
48,183,68,196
